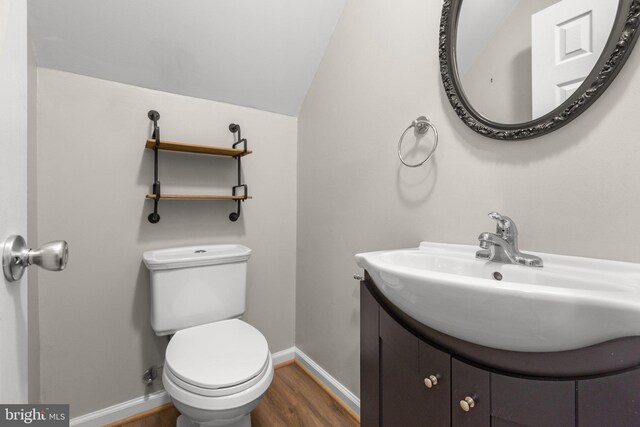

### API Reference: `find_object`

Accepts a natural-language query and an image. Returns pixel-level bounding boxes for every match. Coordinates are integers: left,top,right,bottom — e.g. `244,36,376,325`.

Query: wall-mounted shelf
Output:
145,194,253,200
145,110,251,224
144,139,253,157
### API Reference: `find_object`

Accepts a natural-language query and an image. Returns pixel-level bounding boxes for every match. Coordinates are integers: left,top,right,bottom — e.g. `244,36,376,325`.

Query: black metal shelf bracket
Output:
229,123,249,222
148,110,161,224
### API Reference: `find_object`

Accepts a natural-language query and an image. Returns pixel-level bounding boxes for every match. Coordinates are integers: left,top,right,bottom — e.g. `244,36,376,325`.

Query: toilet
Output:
143,244,273,427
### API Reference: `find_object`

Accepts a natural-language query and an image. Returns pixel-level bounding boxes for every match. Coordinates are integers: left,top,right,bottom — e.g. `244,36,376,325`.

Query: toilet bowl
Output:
163,320,273,427
142,244,272,427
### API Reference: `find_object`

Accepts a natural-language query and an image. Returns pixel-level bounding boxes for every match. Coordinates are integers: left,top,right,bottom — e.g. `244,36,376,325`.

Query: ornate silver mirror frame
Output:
440,0,640,140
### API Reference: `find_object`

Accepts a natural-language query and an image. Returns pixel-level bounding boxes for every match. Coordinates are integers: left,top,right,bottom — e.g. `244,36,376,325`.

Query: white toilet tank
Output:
142,244,252,336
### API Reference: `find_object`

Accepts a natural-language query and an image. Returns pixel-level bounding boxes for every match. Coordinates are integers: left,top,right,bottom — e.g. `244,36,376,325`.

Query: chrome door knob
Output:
3,235,69,282
460,396,475,412
424,375,438,388
28,241,69,272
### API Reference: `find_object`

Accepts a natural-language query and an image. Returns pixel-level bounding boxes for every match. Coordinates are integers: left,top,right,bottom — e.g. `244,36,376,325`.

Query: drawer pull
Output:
423,375,438,388
460,396,475,412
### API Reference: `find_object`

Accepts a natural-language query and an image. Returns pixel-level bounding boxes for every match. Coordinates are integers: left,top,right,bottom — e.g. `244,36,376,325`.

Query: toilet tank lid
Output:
143,244,251,270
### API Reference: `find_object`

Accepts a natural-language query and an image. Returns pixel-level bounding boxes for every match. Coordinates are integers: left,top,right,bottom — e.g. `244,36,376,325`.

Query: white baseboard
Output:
294,348,361,417
271,346,296,366
70,347,359,426
70,389,170,427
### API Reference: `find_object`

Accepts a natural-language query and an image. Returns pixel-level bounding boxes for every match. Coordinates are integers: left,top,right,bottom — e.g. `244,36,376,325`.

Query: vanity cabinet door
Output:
451,358,490,427
379,309,451,426
578,368,640,427
419,341,451,426
491,374,575,427
380,342,425,426
379,308,424,426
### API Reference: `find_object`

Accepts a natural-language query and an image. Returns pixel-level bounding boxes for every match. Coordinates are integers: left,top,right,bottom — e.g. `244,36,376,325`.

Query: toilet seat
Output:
165,357,270,397
165,319,270,394
163,350,274,412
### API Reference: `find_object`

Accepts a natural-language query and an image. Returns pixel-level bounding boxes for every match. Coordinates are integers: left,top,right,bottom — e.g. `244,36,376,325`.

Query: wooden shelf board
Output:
145,139,252,157
146,194,252,200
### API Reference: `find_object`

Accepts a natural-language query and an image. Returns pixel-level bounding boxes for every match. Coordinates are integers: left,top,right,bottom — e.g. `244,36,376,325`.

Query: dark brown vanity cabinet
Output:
361,280,640,427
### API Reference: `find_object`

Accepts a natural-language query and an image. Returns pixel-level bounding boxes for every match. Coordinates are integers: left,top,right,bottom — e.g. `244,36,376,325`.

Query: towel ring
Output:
398,116,438,168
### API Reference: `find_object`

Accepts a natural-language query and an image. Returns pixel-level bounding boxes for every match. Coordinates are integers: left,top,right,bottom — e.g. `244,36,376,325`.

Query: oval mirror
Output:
440,0,640,140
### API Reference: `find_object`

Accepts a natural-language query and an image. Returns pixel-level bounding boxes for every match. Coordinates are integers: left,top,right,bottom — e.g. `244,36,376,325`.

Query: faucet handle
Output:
488,212,517,237
488,211,504,221
488,211,510,227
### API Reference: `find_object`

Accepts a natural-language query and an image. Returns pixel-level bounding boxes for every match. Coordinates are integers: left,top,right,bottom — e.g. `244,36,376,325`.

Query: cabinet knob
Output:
423,375,438,388
460,396,475,412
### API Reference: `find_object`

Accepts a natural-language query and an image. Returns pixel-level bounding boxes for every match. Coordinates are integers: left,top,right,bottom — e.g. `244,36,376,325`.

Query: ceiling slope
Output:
28,0,345,116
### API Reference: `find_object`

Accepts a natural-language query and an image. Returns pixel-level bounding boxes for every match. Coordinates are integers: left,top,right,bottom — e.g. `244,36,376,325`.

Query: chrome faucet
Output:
476,212,543,267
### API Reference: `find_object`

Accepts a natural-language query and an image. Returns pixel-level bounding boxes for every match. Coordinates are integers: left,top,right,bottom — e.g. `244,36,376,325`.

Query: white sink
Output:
355,242,640,352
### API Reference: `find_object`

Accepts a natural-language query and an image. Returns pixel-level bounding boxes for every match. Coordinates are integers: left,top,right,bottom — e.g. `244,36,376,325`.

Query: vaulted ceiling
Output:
28,0,345,116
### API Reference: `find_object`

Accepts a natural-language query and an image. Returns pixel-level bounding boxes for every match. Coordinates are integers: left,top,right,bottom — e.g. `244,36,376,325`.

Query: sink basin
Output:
355,242,640,352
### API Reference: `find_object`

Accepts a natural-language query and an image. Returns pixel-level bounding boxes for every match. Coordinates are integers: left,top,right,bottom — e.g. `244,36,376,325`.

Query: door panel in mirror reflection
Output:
456,0,618,124
532,0,618,118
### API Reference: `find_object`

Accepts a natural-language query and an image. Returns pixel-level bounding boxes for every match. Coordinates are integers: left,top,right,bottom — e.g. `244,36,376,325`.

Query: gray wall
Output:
297,0,640,397
36,69,297,417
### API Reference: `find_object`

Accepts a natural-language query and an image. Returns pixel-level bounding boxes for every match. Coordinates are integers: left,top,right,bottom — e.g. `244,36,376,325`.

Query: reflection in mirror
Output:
456,0,619,124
